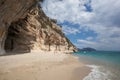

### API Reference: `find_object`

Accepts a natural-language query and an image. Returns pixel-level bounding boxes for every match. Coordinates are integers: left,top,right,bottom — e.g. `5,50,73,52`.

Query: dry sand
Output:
0,52,90,80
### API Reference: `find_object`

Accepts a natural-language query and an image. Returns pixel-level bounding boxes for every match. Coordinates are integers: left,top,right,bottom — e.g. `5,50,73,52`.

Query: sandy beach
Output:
0,52,90,80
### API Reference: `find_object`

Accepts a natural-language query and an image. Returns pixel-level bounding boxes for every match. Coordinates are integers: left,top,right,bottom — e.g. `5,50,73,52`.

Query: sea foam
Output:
83,65,111,80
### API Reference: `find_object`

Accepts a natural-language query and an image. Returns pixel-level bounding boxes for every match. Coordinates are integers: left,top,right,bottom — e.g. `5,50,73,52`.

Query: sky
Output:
41,0,120,51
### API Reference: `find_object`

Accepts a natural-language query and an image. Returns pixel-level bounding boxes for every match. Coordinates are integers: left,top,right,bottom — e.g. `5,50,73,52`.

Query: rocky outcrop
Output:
0,0,77,55
0,0,41,55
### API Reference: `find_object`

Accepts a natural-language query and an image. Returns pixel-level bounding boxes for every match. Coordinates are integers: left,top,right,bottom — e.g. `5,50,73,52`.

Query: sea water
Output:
73,51,120,80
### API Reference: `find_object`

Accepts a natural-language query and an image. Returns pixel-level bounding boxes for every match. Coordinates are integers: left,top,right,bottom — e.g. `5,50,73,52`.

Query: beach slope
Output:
0,52,90,80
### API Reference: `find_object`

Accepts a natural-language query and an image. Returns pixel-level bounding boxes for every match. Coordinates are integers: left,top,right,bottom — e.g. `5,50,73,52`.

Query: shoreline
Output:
0,52,91,80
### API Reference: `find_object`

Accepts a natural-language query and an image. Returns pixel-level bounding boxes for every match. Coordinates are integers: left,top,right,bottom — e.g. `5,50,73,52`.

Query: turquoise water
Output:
74,51,120,64
73,51,120,80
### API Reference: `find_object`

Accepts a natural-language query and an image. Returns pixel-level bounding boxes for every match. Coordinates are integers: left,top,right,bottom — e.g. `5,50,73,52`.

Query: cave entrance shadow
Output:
4,20,31,55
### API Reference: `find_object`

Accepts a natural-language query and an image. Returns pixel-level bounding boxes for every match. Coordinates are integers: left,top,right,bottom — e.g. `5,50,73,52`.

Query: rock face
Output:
0,0,77,55
0,0,40,55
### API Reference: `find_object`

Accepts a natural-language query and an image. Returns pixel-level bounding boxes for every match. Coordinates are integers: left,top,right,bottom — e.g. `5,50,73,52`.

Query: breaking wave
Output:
83,65,111,80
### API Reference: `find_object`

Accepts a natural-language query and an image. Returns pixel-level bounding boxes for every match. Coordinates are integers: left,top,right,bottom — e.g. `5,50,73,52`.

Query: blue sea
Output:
73,51,120,80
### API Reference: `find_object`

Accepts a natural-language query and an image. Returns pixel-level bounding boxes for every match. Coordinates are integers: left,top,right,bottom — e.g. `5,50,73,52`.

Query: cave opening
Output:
4,20,32,53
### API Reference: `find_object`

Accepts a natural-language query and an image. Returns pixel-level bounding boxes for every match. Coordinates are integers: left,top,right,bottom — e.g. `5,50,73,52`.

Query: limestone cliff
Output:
0,0,77,55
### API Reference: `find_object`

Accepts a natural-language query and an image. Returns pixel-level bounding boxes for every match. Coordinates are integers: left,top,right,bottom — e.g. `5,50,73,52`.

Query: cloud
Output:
41,0,120,27
86,37,93,40
76,39,97,49
77,39,96,45
62,25,81,35
77,38,120,51
41,0,94,23
41,0,120,51
90,0,120,28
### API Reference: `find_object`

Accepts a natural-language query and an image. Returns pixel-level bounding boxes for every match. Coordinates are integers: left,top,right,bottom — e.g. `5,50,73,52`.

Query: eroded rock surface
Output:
0,0,77,55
